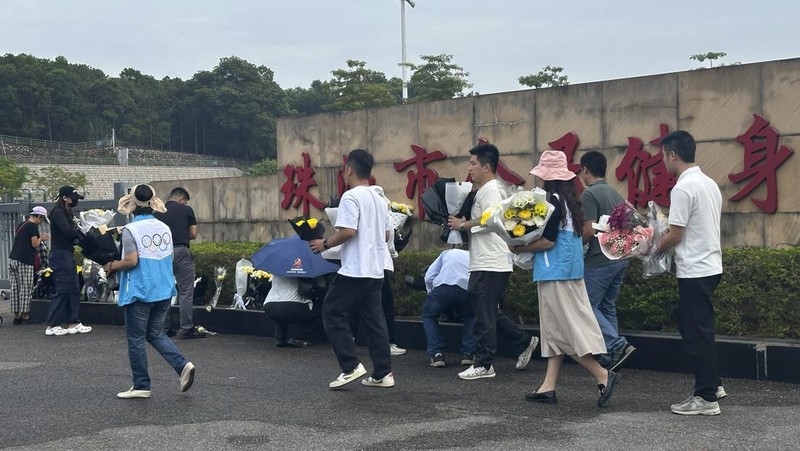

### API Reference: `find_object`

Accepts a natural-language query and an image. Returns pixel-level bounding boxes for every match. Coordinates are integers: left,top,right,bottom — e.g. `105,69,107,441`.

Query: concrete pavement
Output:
1,311,799,450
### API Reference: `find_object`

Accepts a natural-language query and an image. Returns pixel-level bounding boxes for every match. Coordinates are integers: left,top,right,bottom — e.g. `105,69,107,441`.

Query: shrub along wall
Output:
188,243,800,340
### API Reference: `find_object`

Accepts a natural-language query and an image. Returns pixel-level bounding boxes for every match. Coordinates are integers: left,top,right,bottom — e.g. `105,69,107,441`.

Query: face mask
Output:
70,196,80,207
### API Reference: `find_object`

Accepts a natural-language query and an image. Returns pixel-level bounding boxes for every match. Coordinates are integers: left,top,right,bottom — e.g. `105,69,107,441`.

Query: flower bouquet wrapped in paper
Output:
595,201,654,260
388,201,413,231
641,201,672,278
288,216,326,241
79,209,116,234
445,181,473,244
474,188,555,247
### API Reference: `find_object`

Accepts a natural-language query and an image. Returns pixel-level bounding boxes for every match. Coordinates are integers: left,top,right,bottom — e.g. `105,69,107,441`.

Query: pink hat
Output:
529,150,576,181
31,206,49,223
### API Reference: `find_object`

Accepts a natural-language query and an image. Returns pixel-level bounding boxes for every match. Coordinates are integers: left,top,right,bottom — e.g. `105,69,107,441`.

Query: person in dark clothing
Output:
9,206,50,324
153,187,205,339
45,186,92,336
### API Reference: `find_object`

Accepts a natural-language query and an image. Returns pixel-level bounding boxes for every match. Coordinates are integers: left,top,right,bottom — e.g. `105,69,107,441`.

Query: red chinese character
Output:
615,124,675,208
280,152,326,216
336,154,376,199
729,114,794,213
393,145,447,219
547,132,584,193
476,138,526,186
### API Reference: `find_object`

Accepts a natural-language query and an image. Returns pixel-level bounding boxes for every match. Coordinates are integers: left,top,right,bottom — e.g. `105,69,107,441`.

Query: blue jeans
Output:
422,284,476,357
584,260,628,364
124,299,188,390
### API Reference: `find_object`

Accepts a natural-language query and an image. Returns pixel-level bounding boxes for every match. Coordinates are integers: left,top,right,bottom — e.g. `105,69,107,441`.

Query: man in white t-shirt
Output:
447,143,538,380
658,130,725,416
310,149,393,389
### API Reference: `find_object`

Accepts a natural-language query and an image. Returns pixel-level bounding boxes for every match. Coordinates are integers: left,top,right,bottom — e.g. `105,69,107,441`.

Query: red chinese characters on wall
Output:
280,152,326,217
547,132,584,194
393,145,447,219
616,124,676,208
728,114,794,214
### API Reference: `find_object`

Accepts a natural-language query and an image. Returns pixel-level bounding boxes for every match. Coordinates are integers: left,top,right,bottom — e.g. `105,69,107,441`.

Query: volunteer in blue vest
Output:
103,184,196,399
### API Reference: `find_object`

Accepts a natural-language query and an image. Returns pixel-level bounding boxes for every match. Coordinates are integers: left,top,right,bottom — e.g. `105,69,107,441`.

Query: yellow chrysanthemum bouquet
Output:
288,216,325,241
477,188,554,246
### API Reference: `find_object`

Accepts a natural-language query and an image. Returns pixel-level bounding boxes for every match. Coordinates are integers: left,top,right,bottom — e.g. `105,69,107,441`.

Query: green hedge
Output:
187,243,800,339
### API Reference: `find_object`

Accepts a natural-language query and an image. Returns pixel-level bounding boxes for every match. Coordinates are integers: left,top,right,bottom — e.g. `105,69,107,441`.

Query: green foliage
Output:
388,247,800,339
326,60,398,111
0,157,28,199
285,80,335,116
245,158,279,176
518,65,569,88
407,54,472,102
690,51,727,68
28,166,89,200
191,241,265,305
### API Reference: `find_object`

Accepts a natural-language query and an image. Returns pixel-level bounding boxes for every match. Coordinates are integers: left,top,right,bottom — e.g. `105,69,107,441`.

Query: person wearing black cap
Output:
45,185,92,336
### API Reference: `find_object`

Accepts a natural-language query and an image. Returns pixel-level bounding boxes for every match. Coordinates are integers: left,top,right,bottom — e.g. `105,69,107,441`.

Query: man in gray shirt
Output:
579,151,635,371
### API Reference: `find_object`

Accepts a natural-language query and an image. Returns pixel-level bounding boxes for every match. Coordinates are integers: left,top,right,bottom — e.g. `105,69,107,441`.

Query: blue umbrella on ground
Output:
251,235,340,278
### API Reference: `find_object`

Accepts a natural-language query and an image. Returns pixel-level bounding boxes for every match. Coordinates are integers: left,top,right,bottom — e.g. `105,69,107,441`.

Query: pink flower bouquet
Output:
596,202,654,260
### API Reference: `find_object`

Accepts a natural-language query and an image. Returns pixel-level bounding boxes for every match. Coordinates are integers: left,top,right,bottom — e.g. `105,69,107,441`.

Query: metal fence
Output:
0,134,109,152
0,200,116,289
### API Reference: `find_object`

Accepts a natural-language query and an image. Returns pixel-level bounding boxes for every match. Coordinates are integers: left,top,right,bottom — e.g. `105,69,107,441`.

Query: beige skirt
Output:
538,279,606,358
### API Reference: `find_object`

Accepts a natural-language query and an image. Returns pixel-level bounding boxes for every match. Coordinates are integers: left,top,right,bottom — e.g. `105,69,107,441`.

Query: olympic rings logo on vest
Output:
141,232,172,252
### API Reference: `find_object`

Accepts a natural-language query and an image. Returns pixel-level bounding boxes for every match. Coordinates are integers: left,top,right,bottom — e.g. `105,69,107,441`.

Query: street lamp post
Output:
401,0,415,103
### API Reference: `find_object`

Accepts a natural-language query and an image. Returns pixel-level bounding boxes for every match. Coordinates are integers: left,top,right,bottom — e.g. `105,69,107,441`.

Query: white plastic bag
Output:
445,181,473,244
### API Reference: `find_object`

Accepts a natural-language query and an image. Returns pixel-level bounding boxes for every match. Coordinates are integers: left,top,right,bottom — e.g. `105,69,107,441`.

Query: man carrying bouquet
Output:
658,131,725,416
447,143,538,380
579,151,636,371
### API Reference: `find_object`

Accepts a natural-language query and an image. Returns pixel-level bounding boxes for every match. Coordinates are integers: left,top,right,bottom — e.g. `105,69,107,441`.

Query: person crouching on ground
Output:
513,150,619,407
104,184,196,399
264,275,322,347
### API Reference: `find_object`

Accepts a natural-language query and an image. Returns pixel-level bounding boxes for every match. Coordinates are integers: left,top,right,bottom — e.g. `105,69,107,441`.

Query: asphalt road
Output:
1,304,799,450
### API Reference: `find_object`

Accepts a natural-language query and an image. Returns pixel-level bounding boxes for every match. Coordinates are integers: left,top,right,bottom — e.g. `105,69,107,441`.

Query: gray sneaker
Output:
516,336,539,370
716,386,727,400
670,396,721,416
458,365,496,380
608,343,636,372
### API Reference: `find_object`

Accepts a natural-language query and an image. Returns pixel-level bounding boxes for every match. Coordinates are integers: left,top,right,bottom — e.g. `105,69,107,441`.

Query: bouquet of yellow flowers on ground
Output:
241,266,272,281
288,216,325,240
476,188,554,246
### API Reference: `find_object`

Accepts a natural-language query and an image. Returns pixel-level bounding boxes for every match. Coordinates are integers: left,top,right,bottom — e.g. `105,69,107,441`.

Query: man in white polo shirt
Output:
658,130,725,416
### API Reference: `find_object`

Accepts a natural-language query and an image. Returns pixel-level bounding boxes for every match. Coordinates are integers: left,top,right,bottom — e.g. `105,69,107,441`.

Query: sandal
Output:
45,326,68,336
66,323,92,334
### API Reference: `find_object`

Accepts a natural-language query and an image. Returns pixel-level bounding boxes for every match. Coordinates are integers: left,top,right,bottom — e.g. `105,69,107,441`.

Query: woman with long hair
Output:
512,151,619,406
45,186,91,336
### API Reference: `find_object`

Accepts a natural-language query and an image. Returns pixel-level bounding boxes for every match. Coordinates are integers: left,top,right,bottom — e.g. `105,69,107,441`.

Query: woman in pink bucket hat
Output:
512,150,620,407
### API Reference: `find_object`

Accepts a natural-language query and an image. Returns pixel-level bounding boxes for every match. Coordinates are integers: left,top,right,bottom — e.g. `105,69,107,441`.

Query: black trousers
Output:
264,301,322,341
323,274,391,379
677,274,722,401
469,271,531,368
46,249,81,326
350,270,396,343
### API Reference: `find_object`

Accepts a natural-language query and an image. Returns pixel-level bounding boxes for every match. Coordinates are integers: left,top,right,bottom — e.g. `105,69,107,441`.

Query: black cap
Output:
55,186,85,200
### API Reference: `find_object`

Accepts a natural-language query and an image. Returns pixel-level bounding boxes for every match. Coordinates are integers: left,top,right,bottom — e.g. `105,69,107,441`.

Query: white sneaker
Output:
180,362,196,392
716,386,727,400
390,344,406,356
516,336,539,370
329,363,367,389
66,323,92,334
117,387,151,399
361,372,395,388
458,365,496,380
670,395,721,416
45,326,68,336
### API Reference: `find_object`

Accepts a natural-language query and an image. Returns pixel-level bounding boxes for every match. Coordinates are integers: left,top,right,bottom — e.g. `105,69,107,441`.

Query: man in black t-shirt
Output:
9,206,50,324
154,187,204,339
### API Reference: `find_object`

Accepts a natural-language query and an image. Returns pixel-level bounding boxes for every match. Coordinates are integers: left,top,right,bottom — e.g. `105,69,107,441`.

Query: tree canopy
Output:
406,54,472,102
27,166,88,200
518,65,569,88
0,157,28,200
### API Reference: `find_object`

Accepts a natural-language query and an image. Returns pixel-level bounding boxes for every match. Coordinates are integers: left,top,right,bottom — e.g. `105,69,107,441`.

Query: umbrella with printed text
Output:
250,235,340,278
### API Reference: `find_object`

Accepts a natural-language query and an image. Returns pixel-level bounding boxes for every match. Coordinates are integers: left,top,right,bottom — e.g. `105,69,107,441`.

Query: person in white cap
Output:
8,206,50,324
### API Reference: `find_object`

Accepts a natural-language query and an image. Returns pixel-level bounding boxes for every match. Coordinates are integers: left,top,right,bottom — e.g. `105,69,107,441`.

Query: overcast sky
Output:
3,0,798,94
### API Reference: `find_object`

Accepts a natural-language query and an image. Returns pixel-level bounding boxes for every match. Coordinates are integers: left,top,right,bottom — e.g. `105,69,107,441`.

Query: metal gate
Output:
0,200,117,289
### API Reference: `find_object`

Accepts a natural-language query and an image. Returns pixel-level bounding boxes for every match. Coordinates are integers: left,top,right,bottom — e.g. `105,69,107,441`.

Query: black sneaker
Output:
430,353,446,368
608,344,636,372
178,329,207,339
13,318,22,325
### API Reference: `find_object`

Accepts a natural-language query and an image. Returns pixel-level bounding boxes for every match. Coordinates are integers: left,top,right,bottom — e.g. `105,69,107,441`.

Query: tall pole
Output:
401,0,415,103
